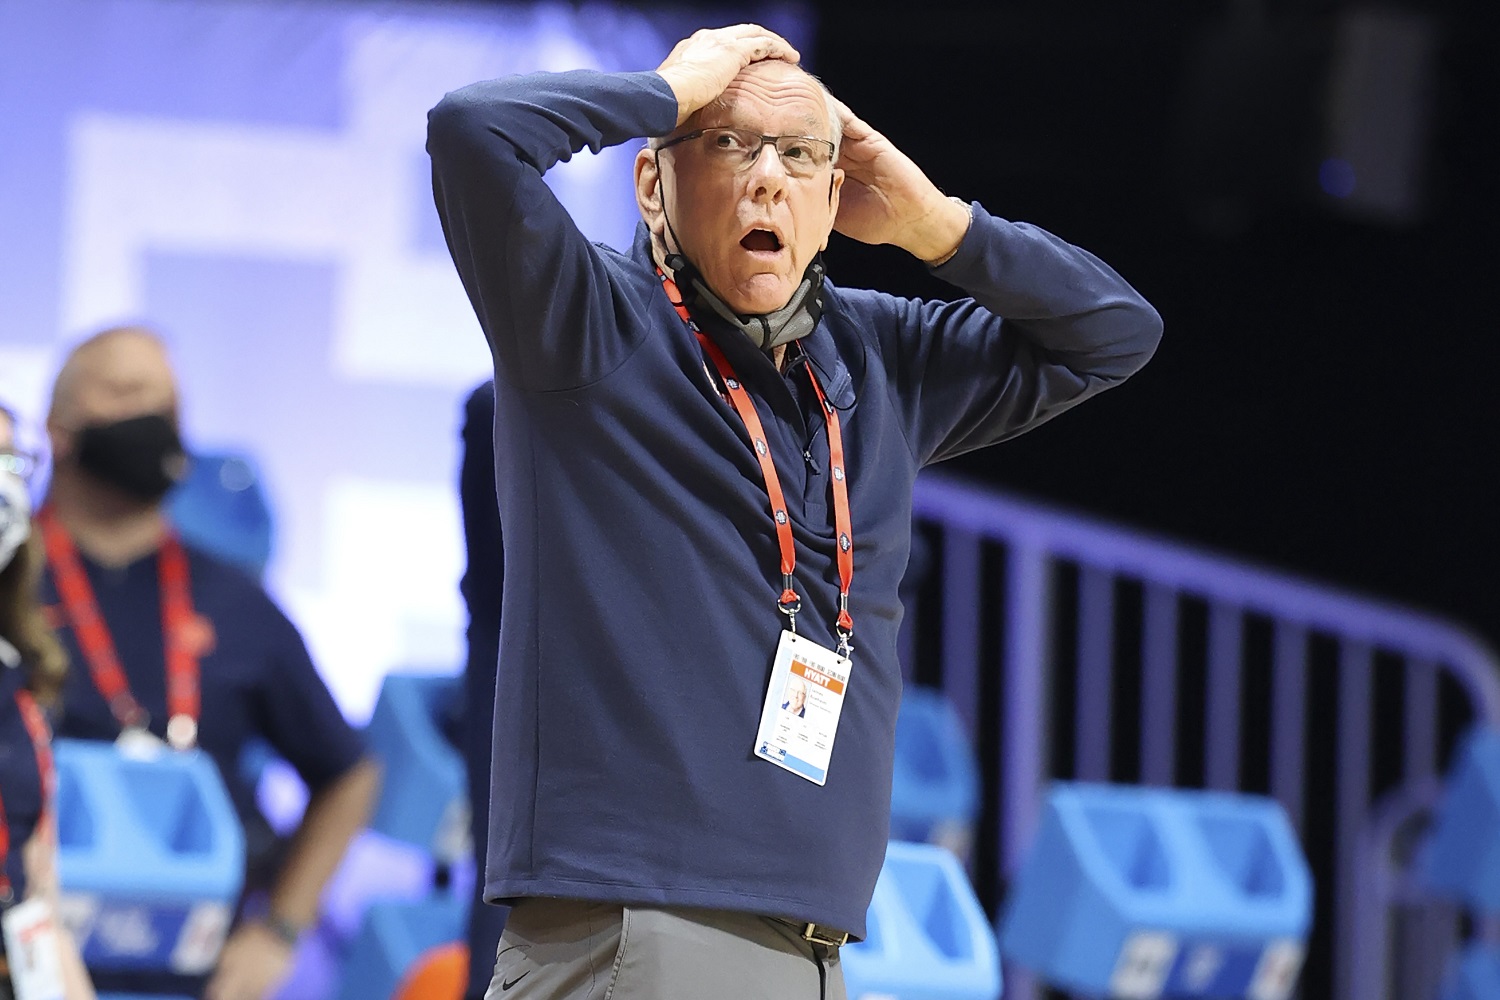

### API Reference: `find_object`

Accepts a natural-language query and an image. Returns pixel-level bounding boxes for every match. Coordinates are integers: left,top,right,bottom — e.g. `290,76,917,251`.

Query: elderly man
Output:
428,23,1161,998
37,327,380,1000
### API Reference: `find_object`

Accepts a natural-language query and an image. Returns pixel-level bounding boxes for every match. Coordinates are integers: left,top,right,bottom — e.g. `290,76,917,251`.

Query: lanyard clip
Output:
836,593,854,659
779,575,802,634
112,694,149,731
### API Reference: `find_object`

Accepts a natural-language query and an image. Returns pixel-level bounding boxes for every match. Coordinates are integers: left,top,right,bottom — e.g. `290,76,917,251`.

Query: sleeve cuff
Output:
927,199,985,274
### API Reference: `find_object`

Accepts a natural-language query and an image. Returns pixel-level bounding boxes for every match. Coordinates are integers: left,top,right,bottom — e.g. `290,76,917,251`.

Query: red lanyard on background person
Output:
0,689,55,906
657,268,856,656
35,507,202,750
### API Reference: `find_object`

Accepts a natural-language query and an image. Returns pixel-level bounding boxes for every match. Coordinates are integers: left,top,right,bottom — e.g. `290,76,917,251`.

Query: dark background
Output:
802,7,1498,994
796,0,1500,652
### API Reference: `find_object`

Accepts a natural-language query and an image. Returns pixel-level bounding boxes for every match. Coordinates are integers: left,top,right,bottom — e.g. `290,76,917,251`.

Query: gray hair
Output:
649,70,842,161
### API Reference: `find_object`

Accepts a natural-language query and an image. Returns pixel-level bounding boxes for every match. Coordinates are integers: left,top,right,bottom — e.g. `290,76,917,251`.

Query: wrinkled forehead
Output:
694,61,831,137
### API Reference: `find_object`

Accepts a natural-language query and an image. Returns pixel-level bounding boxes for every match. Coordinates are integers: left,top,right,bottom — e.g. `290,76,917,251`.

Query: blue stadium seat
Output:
54,739,245,977
999,783,1311,1000
891,686,981,861
1439,942,1500,1000
166,450,274,578
363,672,468,862
843,840,1001,1000
1424,726,1500,913
335,894,467,1000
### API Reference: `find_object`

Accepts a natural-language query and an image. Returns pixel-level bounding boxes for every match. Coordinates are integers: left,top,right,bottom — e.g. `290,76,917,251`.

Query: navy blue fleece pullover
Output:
427,69,1161,937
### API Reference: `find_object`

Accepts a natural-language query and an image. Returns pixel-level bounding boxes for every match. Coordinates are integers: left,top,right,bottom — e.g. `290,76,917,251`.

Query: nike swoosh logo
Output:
502,970,531,991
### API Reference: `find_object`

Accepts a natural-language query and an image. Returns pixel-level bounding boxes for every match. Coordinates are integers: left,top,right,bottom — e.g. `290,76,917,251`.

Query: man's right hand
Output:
655,24,799,127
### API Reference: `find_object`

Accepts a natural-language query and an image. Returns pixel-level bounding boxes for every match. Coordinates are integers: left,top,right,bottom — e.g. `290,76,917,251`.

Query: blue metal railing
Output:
906,472,1500,1000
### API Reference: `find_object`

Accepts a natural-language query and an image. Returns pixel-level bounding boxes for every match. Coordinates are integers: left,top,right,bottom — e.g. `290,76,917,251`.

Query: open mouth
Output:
740,229,783,253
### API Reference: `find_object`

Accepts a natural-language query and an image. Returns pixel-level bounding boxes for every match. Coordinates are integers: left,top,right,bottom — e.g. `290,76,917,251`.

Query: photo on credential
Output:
780,674,808,718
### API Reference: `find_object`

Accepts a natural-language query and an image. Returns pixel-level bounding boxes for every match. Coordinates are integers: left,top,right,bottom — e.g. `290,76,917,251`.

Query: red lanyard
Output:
658,269,855,655
0,689,54,906
37,508,201,750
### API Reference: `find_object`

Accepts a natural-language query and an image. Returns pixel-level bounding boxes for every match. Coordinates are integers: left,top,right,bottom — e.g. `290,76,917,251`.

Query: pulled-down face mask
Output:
666,250,827,353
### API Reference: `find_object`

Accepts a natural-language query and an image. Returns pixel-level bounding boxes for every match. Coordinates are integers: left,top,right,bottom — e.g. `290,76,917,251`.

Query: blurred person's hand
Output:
202,922,294,1000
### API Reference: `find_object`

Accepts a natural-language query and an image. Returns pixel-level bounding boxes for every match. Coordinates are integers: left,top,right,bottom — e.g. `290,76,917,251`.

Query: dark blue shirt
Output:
427,69,1161,937
43,542,365,882
458,380,509,1000
460,380,503,799
0,661,44,907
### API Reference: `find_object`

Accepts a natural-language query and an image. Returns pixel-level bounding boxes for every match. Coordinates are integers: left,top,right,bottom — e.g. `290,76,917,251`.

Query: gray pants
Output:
483,898,849,1000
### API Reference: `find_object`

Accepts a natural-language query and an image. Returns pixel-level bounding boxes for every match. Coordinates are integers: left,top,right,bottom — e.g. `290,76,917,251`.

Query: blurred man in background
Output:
37,327,379,1000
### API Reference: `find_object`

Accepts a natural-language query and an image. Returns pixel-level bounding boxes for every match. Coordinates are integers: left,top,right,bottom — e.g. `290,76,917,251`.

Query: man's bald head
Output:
48,326,178,433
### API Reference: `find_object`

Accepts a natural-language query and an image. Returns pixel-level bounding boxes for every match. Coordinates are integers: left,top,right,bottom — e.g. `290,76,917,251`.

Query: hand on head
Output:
826,96,970,262
655,24,800,127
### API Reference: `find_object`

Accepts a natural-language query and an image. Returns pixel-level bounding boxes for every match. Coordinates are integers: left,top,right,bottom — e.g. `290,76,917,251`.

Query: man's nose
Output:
746,144,789,202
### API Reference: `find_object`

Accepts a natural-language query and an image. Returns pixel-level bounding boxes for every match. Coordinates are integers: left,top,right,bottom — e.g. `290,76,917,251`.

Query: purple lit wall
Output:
0,0,812,718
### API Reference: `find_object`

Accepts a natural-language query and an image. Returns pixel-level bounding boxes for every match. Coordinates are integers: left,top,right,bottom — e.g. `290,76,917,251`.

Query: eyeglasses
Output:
0,450,37,481
659,127,835,177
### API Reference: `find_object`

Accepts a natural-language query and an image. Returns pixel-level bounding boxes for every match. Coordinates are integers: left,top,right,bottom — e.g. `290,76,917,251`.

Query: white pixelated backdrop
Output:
0,0,811,719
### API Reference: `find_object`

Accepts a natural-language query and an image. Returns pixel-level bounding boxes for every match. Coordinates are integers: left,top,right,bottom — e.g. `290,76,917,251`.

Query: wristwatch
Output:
262,912,305,947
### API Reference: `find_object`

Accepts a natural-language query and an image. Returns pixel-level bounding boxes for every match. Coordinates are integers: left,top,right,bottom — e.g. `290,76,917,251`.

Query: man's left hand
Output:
831,98,970,264
202,922,295,1000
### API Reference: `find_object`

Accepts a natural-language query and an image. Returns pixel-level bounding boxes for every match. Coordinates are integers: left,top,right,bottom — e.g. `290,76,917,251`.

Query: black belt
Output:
779,919,849,948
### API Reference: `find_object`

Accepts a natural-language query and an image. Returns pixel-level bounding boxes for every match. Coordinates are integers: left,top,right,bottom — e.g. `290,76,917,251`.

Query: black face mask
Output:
74,413,188,503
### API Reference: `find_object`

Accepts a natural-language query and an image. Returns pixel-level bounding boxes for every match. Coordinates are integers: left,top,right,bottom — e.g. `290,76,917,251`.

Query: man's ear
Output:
821,168,846,251
46,419,75,465
634,147,664,239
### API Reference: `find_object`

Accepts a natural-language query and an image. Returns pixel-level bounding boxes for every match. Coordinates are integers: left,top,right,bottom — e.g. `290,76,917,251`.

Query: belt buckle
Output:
801,922,849,948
